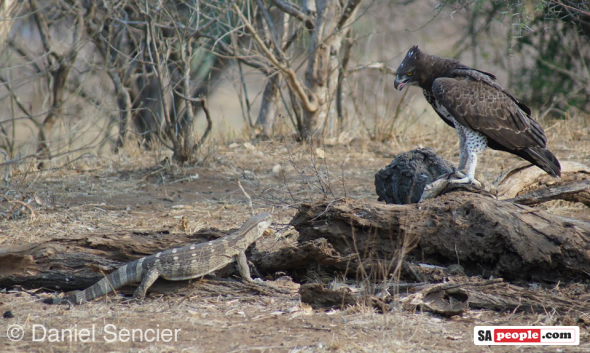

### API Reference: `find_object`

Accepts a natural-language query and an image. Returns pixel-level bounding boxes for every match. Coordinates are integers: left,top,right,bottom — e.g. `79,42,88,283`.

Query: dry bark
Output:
299,283,388,312
252,238,352,273
290,196,590,282
299,283,359,309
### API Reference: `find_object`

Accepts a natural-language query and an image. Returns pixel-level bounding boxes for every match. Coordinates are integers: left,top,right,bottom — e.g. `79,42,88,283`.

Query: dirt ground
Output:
1,112,589,352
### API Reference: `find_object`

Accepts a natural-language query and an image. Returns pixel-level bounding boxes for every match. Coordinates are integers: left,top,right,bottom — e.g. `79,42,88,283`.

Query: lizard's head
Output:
257,213,273,236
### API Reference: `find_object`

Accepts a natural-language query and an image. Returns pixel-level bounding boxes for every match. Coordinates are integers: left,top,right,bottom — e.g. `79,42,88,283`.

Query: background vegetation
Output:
0,0,588,172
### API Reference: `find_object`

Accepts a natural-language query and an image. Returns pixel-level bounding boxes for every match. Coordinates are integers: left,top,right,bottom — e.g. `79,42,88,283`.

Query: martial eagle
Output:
393,45,561,184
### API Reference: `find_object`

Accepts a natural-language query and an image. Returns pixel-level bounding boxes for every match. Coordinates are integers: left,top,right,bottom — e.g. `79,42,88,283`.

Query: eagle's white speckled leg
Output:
467,153,478,181
450,152,481,186
457,129,467,171
449,126,486,186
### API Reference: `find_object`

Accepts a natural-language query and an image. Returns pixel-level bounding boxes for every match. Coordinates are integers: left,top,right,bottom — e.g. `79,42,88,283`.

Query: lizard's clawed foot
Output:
128,295,146,305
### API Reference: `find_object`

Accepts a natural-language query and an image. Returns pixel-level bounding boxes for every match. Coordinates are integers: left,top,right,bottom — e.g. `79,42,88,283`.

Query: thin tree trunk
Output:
301,0,361,139
336,34,353,130
256,76,281,135
86,13,133,152
32,1,84,168
255,4,287,136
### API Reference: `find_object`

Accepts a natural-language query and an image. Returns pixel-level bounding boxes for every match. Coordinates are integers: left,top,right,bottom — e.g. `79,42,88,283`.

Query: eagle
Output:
393,45,561,184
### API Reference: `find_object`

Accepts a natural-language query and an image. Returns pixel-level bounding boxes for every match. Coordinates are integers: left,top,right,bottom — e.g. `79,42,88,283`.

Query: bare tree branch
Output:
233,3,318,113
347,62,396,75
34,3,85,167
271,0,315,29
195,97,212,152
198,33,272,75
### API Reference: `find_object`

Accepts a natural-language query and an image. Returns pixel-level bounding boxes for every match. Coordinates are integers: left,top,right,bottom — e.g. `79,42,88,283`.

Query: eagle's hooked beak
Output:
394,77,407,91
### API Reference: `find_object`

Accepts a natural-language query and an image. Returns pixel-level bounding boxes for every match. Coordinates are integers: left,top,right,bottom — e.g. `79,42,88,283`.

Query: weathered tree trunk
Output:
168,40,196,162
300,0,361,139
336,34,353,129
252,238,352,274
255,6,287,135
256,76,281,136
509,180,590,206
290,195,590,282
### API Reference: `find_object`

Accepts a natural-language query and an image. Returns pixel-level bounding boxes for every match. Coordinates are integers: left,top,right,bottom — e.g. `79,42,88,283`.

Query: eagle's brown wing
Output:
432,76,560,177
431,77,547,150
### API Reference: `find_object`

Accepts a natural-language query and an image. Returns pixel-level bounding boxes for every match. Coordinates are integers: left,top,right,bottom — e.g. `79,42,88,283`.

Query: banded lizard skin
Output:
43,213,273,304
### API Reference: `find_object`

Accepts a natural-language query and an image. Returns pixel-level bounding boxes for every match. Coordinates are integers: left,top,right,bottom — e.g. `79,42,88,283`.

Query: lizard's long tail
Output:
43,261,141,305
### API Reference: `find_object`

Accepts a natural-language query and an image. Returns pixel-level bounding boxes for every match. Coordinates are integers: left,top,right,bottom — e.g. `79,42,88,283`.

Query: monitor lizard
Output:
43,213,273,304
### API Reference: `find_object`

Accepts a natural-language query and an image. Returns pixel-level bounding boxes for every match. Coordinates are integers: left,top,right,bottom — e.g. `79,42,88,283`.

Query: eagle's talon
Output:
449,176,481,188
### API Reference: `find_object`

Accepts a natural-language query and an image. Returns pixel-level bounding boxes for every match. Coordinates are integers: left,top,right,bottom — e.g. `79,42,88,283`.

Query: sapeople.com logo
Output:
474,326,579,345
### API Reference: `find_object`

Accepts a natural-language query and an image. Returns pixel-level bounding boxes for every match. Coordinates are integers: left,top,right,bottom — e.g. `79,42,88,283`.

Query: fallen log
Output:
299,283,359,309
508,180,590,207
0,228,229,290
290,196,590,282
496,161,590,200
401,278,590,315
299,283,388,312
300,277,590,315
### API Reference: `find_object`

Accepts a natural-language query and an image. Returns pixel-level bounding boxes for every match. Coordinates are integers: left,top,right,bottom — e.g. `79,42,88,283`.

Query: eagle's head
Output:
394,45,421,91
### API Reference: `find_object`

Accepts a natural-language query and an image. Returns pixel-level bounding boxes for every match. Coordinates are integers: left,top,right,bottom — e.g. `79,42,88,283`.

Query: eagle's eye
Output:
407,72,413,76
